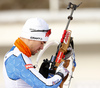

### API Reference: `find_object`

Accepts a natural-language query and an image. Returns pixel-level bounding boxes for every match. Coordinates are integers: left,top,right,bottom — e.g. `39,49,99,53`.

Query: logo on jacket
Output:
25,64,34,69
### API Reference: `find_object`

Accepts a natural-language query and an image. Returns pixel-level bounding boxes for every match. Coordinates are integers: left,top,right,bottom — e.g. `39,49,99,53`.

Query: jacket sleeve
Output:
5,53,62,88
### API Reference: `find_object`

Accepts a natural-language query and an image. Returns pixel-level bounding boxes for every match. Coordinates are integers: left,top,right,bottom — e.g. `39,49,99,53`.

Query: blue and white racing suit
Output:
3,46,62,88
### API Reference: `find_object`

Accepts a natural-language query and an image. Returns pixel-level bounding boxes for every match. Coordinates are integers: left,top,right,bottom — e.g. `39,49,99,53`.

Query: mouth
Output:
36,49,40,53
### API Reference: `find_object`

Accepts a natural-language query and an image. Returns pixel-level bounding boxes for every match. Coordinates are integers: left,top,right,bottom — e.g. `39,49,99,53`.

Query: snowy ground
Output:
0,8,100,88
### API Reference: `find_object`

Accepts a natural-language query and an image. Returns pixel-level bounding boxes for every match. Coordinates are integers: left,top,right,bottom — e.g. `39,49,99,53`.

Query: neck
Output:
14,38,31,57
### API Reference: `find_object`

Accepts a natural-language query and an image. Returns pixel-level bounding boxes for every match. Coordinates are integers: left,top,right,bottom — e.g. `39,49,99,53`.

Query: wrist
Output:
56,72,64,80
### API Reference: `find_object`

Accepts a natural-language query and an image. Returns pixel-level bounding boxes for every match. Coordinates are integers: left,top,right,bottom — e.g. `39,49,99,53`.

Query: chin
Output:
31,53,35,55
33,54,35,55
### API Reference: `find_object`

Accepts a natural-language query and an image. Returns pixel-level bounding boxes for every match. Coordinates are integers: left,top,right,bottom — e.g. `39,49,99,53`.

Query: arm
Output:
5,53,62,88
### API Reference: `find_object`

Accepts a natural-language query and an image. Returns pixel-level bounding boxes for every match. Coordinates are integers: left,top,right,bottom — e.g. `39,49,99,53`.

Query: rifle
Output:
38,2,82,88
49,2,82,88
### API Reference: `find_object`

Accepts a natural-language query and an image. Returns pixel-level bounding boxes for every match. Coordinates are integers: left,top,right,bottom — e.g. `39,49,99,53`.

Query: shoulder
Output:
13,47,32,64
4,46,31,63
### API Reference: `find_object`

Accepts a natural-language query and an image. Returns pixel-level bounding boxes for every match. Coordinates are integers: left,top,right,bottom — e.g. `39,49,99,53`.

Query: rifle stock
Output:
55,30,72,88
55,30,72,67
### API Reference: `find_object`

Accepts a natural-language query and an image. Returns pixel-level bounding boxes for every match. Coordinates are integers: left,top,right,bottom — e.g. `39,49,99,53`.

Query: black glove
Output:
39,59,50,78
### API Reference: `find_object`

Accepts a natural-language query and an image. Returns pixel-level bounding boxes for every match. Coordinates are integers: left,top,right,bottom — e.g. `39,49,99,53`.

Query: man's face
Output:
28,40,46,55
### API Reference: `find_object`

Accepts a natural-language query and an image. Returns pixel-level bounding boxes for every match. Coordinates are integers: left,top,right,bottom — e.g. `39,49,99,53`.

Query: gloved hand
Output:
56,61,69,80
39,59,50,78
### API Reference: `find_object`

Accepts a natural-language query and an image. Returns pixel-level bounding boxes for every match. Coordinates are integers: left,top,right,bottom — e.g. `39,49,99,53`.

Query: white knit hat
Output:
20,18,51,41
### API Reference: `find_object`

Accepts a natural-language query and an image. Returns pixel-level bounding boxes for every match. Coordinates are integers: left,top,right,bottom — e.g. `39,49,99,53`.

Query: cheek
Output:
33,44,40,50
30,41,41,52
